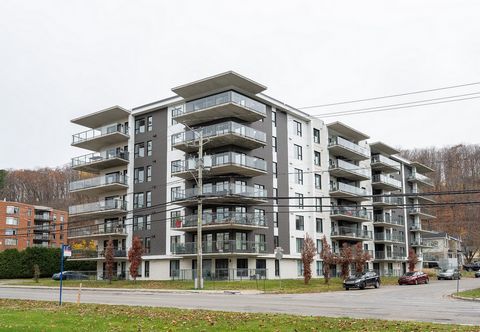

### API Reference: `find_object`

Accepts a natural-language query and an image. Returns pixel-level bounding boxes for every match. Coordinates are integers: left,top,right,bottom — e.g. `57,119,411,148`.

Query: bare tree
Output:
301,234,316,285
128,236,144,283
104,238,115,284
338,243,354,280
407,248,418,272
353,242,371,273
320,236,335,284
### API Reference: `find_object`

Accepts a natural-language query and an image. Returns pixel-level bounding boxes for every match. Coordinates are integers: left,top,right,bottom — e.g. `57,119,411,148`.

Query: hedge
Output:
0,247,96,279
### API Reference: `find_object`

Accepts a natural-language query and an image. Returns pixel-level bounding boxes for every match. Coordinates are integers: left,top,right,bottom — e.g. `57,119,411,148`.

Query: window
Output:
254,209,265,224
297,260,304,276
275,259,280,277
295,215,304,231
6,217,18,226
134,216,144,231
273,212,278,228
5,238,17,246
144,261,150,277
314,151,321,166
315,174,322,189
274,236,279,248
144,237,151,254
272,111,277,127
273,162,277,178
146,215,151,230
316,261,323,276
60,215,64,222
294,120,302,136
170,236,180,253
147,116,153,131
146,166,152,182
146,191,152,207
317,240,322,254
171,106,182,125
313,128,320,144
272,136,277,152
170,260,180,277
294,144,303,160
134,167,145,183
171,160,182,173
171,186,182,201
5,229,16,235
133,193,145,209
295,193,304,209
237,259,248,277
135,118,145,134
296,238,304,253
134,143,145,158
316,218,323,233
6,206,19,214
315,198,322,212
147,141,152,156
254,184,265,197
294,168,303,185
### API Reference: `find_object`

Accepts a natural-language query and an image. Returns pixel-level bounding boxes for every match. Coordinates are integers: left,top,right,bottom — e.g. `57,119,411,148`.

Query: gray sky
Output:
1,0,479,169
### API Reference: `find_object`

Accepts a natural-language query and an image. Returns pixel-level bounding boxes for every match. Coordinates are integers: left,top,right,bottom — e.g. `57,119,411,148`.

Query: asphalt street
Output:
1,278,479,325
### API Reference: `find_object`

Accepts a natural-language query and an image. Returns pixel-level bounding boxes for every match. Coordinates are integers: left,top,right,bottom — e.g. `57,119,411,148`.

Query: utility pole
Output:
196,131,204,289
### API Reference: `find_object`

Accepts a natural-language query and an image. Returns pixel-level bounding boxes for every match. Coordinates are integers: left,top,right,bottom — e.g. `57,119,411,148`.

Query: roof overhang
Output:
71,106,130,129
327,121,370,141
172,71,267,100
411,161,435,173
370,141,400,156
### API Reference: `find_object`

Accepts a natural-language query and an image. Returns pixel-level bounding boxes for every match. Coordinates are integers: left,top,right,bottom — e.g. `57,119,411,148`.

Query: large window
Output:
294,120,302,136
6,217,18,226
171,160,182,173
134,143,145,158
170,260,180,277
134,167,145,183
5,238,17,246
6,206,19,214
171,187,182,201
296,238,304,253
313,128,320,144
294,144,303,160
135,118,145,134
297,260,304,276
133,193,145,209
315,174,322,189
314,151,321,166
295,215,304,231
316,218,323,233
316,261,323,276
294,168,303,185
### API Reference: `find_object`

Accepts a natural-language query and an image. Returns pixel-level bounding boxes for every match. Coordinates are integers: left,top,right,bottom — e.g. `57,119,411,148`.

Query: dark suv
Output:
463,262,480,272
343,271,381,290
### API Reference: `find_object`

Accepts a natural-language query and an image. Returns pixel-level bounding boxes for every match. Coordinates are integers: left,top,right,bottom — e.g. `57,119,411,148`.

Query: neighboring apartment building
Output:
0,201,68,251
68,71,436,280
423,232,463,269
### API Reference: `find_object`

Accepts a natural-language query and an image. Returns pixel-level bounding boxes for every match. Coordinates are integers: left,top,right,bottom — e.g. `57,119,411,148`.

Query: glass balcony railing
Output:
372,195,402,205
408,172,434,186
72,123,128,145
172,183,267,202
69,200,127,215
172,240,267,255
373,214,405,226
328,136,369,158
408,207,435,217
178,91,267,116
371,155,400,170
69,174,128,192
374,233,404,243
71,249,127,259
68,224,127,238
34,214,53,221
172,152,267,174
331,227,372,240
372,174,402,188
72,151,129,168
330,182,368,196
330,207,371,220
375,251,404,260
171,212,267,229
329,159,371,178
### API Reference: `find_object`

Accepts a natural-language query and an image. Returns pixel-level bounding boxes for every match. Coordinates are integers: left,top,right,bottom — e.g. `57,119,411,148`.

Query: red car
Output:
398,271,429,285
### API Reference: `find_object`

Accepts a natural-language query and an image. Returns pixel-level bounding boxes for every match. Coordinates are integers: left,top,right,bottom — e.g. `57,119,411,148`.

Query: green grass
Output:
3,276,400,293
0,299,475,332
457,288,480,299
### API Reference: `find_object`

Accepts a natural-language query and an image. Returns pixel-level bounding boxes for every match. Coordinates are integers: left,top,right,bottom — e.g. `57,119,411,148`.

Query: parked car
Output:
343,271,381,290
463,262,480,272
437,268,461,280
475,271,480,278
398,271,429,285
52,271,89,280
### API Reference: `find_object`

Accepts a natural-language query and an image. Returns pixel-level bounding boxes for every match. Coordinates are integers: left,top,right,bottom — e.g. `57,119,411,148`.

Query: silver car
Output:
437,268,461,280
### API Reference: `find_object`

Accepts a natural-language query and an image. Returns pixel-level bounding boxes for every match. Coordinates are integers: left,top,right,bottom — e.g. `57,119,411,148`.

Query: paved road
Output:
1,278,479,325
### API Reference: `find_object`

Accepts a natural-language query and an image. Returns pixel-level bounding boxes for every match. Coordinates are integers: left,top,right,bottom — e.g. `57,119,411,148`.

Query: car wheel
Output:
425,278,429,284
374,281,380,289
345,287,349,291
415,279,418,285
359,282,365,290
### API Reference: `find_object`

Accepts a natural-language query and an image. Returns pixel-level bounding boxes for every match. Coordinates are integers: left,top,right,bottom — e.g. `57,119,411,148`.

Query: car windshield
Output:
442,269,454,273
405,272,415,276
353,273,365,278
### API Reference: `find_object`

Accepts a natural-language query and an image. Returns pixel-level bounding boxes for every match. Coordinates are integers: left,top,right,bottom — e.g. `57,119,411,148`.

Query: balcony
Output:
33,225,51,233
72,151,129,173
373,214,405,228
34,214,53,221
329,160,370,181
172,240,267,256
173,91,266,126
371,155,400,173
69,174,128,195
330,207,371,223
72,123,129,151
171,212,267,232
408,208,436,220
328,136,370,161
374,233,405,244
408,172,434,187
409,224,435,234
374,251,405,261
171,184,267,207
68,224,127,240
70,249,127,261
331,227,372,241
69,200,127,218
372,195,403,207
329,182,369,201
33,235,50,241
371,174,402,191
410,240,433,248
172,152,267,180
408,189,436,204
172,121,267,153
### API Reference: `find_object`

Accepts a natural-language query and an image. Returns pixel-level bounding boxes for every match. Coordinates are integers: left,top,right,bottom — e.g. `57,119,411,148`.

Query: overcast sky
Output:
1,0,479,169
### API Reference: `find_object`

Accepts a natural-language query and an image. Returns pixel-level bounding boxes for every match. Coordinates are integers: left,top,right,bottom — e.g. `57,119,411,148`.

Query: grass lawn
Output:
457,288,480,299
3,276,401,293
0,299,475,332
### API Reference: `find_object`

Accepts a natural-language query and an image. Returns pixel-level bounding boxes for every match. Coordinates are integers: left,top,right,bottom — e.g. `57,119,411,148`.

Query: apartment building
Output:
68,71,435,280
0,201,68,251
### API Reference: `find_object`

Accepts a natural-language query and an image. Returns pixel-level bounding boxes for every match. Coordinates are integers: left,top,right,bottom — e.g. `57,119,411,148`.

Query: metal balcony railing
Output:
328,136,369,158
374,251,404,260
69,174,128,191
371,155,401,170
372,195,403,205
408,172,434,186
374,233,404,243
170,212,267,229
69,199,127,215
330,207,371,220
71,249,127,259
331,227,372,240
72,151,129,168
330,182,368,196
372,174,402,188
34,214,52,221
329,159,371,178
172,241,267,255
373,214,405,226
171,183,267,202
171,268,268,281
68,224,127,238
72,123,128,145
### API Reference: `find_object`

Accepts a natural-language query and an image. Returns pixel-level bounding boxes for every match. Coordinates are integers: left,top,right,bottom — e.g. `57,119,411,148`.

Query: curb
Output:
0,285,262,295
451,294,480,302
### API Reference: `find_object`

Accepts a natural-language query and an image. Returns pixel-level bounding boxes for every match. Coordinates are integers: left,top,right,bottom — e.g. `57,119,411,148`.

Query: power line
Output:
299,81,480,109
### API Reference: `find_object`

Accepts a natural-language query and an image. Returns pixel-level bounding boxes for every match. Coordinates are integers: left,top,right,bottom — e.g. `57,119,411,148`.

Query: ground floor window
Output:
275,259,280,277
316,261,323,276
237,258,248,277
144,261,150,278
297,260,304,277
170,260,180,277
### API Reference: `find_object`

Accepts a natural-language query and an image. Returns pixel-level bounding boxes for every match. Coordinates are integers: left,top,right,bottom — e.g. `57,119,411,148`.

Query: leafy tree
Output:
301,234,316,285
104,239,115,284
353,242,371,273
338,243,354,280
320,236,335,284
407,249,418,272
128,236,143,283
